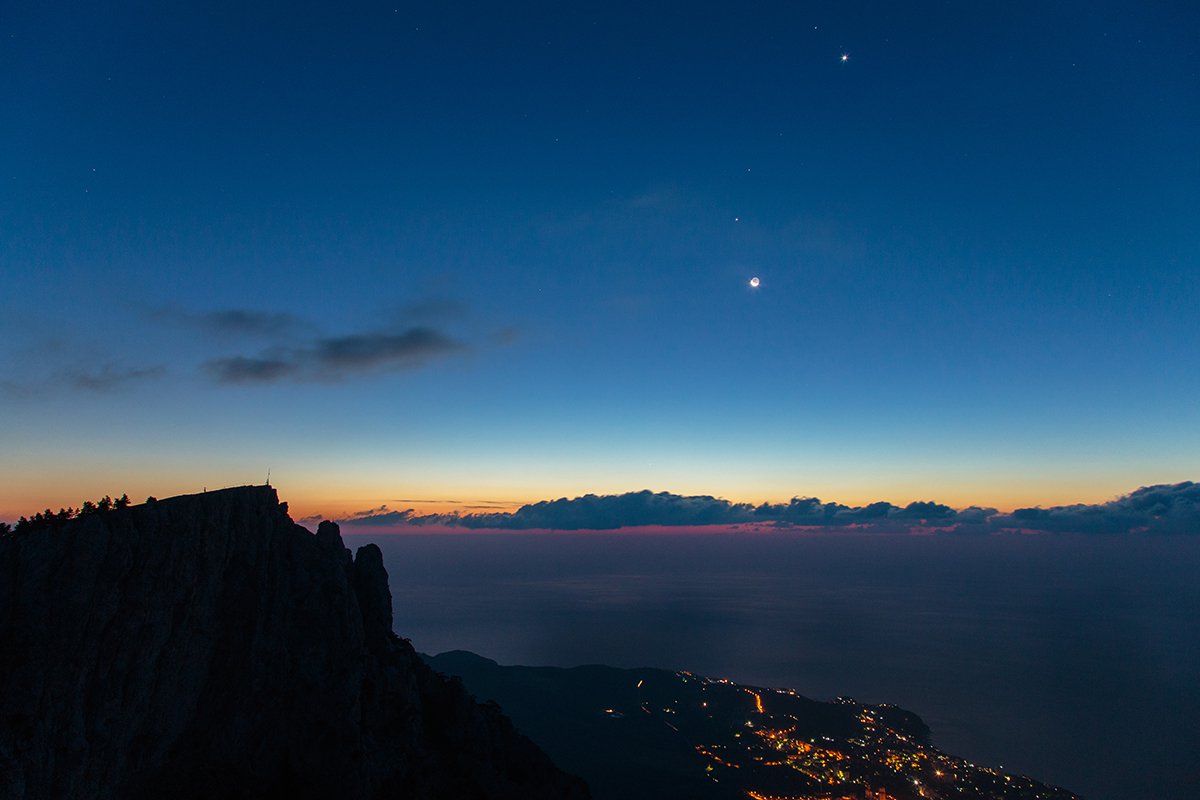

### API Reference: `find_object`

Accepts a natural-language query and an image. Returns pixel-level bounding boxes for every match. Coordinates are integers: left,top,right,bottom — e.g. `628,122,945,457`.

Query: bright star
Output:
840,53,850,62
749,277,760,288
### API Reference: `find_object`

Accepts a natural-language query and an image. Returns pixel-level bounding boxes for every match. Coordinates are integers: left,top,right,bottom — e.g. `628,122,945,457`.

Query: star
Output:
840,53,850,63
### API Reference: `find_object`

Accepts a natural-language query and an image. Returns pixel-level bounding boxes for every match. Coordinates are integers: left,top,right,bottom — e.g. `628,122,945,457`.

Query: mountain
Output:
0,486,588,800
425,650,1081,800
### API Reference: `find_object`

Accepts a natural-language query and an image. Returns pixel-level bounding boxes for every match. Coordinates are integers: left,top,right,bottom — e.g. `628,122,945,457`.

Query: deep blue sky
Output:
2,1,1197,517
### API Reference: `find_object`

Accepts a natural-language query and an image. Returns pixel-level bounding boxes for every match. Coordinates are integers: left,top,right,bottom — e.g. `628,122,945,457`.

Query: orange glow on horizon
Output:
0,470,1188,526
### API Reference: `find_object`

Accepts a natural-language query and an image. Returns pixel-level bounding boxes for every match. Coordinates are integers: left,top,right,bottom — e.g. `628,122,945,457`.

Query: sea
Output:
343,530,1200,800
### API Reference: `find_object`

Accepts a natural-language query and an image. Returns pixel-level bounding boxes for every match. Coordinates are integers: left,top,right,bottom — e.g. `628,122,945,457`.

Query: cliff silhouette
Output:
0,486,588,800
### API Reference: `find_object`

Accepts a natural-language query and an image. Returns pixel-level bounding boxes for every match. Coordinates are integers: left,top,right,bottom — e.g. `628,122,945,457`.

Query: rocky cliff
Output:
0,486,588,800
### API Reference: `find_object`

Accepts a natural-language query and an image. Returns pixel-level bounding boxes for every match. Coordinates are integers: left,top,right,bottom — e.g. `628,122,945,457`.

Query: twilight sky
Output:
2,2,1197,521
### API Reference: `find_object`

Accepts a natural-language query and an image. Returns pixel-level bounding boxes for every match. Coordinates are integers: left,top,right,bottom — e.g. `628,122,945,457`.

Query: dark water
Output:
346,531,1200,800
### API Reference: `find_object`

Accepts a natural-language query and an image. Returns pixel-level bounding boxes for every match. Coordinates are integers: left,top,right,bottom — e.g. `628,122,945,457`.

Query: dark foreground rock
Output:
0,486,588,800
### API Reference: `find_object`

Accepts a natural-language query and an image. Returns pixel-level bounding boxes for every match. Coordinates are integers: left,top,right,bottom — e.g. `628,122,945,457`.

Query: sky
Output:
2,1,1198,521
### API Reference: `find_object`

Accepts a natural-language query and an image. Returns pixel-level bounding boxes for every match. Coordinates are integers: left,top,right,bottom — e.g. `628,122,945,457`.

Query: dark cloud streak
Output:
197,309,298,335
0,364,167,398
205,326,465,384
68,365,166,391
312,328,461,374
205,356,297,384
147,306,299,337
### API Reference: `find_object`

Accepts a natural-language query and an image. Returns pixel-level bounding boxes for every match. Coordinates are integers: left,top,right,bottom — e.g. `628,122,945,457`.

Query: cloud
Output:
147,306,299,337
990,481,1200,534
491,326,522,345
400,297,468,321
196,309,298,335
205,356,297,384
628,187,682,210
0,363,167,398
336,483,1200,535
341,505,419,527
0,379,33,399
952,506,999,524
68,364,167,391
494,491,753,529
205,326,465,384
339,490,972,531
148,297,494,386
311,328,461,374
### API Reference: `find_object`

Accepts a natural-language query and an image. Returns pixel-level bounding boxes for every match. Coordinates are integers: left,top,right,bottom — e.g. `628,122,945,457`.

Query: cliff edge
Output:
0,486,589,800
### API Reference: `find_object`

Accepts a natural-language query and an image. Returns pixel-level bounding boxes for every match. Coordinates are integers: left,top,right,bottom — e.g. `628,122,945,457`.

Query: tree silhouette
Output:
8,493,133,534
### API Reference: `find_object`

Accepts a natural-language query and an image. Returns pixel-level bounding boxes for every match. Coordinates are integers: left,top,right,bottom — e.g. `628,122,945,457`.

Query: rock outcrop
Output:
0,486,588,800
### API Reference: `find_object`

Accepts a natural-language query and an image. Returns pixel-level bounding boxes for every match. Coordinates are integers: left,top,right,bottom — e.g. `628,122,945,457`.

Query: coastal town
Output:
635,671,1079,800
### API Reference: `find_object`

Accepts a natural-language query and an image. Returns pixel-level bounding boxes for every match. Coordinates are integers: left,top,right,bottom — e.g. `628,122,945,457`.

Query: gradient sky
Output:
2,2,1197,521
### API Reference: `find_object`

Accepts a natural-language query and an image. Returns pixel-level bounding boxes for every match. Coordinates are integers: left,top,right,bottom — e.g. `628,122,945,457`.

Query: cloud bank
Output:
986,482,1200,534
337,482,1199,535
